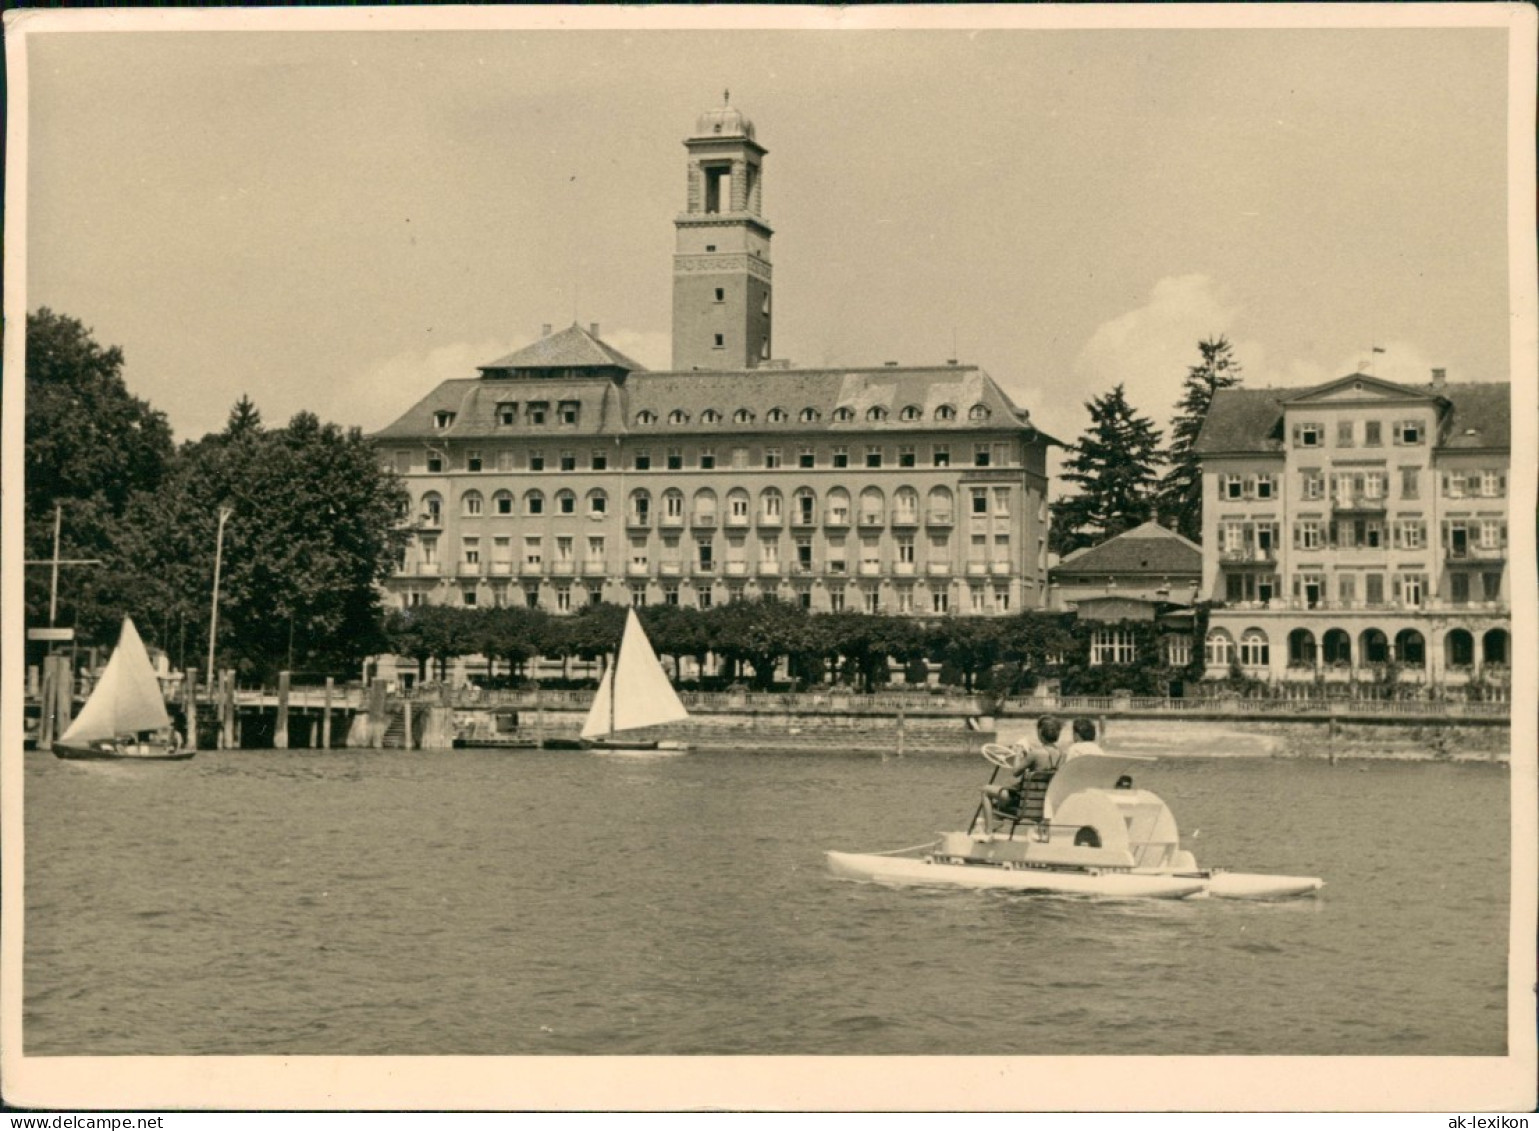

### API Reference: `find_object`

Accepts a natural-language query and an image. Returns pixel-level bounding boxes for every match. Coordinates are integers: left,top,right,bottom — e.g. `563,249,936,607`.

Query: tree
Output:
1157,336,1244,542
1049,384,1164,556
134,406,410,680
24,309,175,632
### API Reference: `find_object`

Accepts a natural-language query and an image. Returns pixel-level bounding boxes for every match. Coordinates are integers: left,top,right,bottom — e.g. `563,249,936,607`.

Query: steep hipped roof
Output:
480,323,647,373
1194,380,1510,454
374,361,1057,441
1439,382,1511,449
1051,522,1203,579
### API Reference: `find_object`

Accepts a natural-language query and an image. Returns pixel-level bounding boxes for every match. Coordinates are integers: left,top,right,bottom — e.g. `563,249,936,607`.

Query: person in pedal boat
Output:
1062,716,1105,763
983,716,1064,820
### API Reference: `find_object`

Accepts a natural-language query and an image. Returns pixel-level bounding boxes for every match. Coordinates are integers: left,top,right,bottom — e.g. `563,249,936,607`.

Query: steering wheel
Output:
981,743,1024,771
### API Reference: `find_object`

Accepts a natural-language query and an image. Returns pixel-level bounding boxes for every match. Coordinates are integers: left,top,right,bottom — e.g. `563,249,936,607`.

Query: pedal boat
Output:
827,751,1323,901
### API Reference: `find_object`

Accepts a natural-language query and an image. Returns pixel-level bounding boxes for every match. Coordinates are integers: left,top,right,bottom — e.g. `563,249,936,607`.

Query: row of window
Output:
1206,626,1509,669
407,581,1014,616
398,440,1017,475
1220,517,1507,556
419,530,1034,570
1291,418,1425,449
419,484,1022,524
1223,467,1507,505
1221,568,1503,607
430,400,1000,432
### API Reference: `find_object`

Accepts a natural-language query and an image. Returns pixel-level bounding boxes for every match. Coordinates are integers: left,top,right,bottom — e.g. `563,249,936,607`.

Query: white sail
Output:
59,617,171,744
579,608,689,739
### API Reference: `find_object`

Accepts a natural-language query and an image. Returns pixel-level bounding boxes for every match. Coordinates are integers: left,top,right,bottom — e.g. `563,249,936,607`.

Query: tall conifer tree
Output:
1158,336,1244,542
1049,384,1164,556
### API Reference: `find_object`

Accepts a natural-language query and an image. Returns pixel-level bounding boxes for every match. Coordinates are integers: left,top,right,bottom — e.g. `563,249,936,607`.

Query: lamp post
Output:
206,506,233,689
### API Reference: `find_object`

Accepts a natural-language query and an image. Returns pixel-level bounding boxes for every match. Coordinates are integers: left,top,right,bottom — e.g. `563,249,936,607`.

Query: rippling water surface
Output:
23,746,1509,1055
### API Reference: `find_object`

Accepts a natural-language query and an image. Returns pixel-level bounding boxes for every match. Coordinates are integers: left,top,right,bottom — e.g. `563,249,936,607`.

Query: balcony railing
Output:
659,513,685,528
1446,545,1507,563
626,512,651,529
823,509,851,528
1332,495,1387,514
757,511,784,527
927,562,951,576
792,563,816,576
550,561,575,576
724,513,751,528
458,561,483,577
416,562,441,577
1219,547,1278,564
659,562,682,576
893,562,916,576
966,561,989,576
859,511,884,527
581,561,606,575
626,561,649,576
693,562,716,576
791,509,820,528
724,561,749,576
926,509,954,526
858,562,881,576
691,513,717,528
990,561,1012,575
520,561,543,576
890,511,920,528
489,561,514,576
757,562,782,576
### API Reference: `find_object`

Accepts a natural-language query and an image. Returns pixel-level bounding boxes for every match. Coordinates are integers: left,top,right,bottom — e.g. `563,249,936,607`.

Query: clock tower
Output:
671,94,773,371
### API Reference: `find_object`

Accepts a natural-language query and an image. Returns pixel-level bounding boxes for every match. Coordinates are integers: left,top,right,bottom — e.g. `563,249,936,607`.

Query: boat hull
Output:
52,742,193,762
582,738,690,754
1197,872,1324,899
826,851,1206,900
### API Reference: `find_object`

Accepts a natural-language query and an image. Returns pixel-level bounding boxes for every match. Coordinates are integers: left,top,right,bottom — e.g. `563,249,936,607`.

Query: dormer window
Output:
867,406,888,422
558,401,580,426
734,408,755,424
968,404,991,421
497,402,517,426
527,402,548,426
832,406,855,423
636,410,657,426
800,407,820,423
433,410,456,430
1294,422,1323,448
935,404,957,421
767,407,787,423
900,405,921,421
669,409,690,425
701,409,722,424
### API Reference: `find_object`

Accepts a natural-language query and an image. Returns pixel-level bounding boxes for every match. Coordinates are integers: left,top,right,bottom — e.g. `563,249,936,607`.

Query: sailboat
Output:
52,617,191,761
579,608,691,753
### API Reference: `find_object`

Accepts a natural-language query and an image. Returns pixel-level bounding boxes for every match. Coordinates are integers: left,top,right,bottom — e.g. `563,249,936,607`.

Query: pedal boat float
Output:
827,750,1323,901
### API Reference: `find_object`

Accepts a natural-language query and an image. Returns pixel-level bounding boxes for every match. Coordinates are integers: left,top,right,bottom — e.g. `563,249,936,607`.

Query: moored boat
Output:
52,618,191,762
827,747,1322,900
579,608,691,755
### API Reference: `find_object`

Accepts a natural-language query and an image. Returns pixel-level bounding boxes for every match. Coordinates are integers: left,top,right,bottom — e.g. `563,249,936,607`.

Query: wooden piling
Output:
38,657,57,749
402,698,413,751
54,656,74,738
220,669,236,750
275,671,291,750
368,682,386,749
184,668,199,752
322,677,334,749
896,708,906,758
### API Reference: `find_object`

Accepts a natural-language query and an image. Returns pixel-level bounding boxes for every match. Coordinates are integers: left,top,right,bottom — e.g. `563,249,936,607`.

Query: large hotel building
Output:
1195,373,1511,691
376,100,1054,617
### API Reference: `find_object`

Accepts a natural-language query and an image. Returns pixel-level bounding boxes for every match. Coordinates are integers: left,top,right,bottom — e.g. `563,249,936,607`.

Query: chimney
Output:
590,323,601,338
1431,367,1447,390
540,323,552,338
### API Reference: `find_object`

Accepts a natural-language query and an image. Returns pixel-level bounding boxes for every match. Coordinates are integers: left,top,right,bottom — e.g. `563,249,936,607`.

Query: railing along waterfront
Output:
386,687,1510,719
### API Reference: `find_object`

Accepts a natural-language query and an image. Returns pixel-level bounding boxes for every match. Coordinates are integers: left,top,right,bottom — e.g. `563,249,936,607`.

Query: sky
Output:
20,13,1519,466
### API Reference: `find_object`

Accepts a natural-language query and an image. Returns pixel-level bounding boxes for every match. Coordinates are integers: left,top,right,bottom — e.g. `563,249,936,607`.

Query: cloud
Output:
599,328,671,371
1067,274,1259,440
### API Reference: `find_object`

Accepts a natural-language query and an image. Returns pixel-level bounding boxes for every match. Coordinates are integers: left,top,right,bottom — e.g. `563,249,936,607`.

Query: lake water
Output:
22,744,1510,1056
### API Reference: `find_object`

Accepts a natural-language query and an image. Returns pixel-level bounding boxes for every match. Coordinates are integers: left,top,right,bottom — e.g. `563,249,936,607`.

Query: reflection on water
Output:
23,746,1509,1055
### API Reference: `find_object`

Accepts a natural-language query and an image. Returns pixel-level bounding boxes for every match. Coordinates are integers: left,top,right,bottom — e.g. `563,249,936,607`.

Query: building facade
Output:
374,99,1055,617
1194,372,1511,692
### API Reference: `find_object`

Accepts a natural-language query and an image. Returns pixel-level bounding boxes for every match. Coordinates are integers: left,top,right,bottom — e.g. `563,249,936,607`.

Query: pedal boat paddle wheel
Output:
826,746,1323,900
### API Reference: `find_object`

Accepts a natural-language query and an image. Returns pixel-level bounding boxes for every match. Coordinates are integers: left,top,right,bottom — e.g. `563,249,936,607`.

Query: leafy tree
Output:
23,310,175,633
1049,384,1164,556
1157,337,1244,542
705,597,808,689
